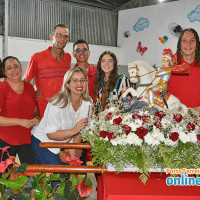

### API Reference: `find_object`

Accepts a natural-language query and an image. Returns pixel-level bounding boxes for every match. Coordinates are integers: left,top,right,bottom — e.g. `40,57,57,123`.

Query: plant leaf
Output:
64,181,72,199
0,176,27,191
14,163,27,174
34,184,46,200
52,193,67,200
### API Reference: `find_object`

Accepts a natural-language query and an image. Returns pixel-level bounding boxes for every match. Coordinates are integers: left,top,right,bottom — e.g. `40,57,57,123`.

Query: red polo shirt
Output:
24,46,71,118
74,64,96,101
168,57,200,108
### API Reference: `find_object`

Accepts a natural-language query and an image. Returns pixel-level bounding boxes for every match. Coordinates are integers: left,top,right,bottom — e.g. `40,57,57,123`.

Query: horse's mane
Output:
133,60,154,72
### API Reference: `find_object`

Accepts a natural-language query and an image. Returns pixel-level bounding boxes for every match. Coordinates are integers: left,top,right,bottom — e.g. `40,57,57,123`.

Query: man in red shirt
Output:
72,39,96,101
24,24,71,118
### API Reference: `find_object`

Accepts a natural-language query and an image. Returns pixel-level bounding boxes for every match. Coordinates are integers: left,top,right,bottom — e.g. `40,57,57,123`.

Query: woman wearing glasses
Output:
95,51,131,108
31,67,92,165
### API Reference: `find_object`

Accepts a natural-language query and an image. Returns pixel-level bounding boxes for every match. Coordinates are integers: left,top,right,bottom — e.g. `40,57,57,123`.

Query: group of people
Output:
0,23,200,167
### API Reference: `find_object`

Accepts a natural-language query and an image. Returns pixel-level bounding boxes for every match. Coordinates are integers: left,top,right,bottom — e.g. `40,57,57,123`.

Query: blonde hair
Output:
49,67,91,108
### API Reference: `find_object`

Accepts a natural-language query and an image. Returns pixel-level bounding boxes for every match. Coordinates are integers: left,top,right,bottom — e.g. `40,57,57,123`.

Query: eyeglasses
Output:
54,33,70,40
74,48,88,54
70,78,88,84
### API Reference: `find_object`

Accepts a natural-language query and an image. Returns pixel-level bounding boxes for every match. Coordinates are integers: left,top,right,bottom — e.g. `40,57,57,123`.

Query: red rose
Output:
142,116,149,124
136,127,148,138
155,111,165,120
187,122,196,132
197,135,200,141
154,121,162,128
169,132,179,142
99,131,108,138
106,112,112,120
113,117,122,125
122,125,131,135
173,114,183,123
107,132,116,141
132,114,141,119
103,106,109,110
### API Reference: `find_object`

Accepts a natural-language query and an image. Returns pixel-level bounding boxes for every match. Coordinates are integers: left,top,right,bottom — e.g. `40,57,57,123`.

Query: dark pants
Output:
31,135,86,165
0,138,35,164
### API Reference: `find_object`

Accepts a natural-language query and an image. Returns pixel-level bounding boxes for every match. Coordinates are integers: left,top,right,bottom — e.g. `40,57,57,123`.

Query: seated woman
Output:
94,51,131,107
0,56,40,164
31,67,92,165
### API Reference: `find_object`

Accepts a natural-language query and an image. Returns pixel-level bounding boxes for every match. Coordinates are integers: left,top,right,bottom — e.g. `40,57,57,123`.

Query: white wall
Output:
6,36,120,74
118,0,200,66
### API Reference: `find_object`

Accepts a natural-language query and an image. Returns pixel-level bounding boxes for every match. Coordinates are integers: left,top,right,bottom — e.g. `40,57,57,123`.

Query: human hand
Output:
35,90,42,100
19,119,34,129
74,118,88,133
30,117,40,126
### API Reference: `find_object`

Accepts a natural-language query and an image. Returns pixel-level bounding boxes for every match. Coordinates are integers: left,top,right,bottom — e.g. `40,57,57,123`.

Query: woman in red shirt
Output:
168,28,200,111
0,56,40,164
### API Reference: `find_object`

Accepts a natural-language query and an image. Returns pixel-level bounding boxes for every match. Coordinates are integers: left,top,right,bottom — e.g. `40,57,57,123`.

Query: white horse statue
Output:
122,60,188,113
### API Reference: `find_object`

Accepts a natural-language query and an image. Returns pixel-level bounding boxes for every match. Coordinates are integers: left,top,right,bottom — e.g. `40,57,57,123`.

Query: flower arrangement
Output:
81,102,200,183
0,146,92,199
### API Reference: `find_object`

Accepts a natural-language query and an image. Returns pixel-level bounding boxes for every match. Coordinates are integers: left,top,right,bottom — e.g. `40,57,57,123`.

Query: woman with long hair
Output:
0,56,40,164
168,28,200,111
94,51,130,107
31,67,92,165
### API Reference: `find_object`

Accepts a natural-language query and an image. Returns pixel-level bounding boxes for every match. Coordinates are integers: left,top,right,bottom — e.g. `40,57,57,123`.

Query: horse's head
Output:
128,62,139,83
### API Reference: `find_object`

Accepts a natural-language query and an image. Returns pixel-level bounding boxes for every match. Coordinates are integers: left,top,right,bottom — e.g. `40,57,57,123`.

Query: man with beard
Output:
24,24,71,118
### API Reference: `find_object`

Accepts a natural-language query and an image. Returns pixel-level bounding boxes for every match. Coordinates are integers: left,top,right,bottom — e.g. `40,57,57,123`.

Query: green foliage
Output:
0,167,92,200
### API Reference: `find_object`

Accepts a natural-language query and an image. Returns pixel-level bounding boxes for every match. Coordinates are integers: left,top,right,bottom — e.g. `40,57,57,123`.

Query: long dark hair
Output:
176,28,200,66
94,51,119,106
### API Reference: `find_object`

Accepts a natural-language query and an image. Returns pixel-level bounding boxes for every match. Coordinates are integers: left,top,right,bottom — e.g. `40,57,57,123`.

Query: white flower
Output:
107,107,115,113
126,133,142,146
122,114,132,124
129,119,143,132
164,138,178,146
110,135,127,146
139,110,149,116
161,118,171,128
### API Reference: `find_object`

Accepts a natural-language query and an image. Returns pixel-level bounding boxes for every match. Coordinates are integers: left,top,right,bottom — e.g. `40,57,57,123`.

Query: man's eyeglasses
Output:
70,78,88,84
74,48,88,54
54,33,70,40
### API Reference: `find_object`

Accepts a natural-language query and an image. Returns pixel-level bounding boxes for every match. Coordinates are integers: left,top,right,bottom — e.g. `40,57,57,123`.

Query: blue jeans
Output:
31,135,67,165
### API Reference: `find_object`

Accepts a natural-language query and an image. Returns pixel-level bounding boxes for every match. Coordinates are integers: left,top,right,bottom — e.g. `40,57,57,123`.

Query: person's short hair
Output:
73,39,89,52
52,23,69,33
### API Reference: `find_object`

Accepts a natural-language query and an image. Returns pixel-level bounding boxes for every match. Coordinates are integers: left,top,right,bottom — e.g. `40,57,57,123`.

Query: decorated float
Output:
81,50,200,184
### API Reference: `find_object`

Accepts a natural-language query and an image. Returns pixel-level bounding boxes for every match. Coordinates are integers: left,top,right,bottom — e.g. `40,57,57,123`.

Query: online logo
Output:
165,168,200,186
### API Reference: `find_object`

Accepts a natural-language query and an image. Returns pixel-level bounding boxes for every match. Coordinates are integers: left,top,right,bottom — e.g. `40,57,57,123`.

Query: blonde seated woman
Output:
31,67,92,165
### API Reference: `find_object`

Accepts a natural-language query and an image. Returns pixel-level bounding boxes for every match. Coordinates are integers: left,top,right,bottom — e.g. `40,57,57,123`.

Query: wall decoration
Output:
159,36,168,44
123,31,131,38
136,41,148,56
187,5,200,22
168,23,183,37
133,17,150,32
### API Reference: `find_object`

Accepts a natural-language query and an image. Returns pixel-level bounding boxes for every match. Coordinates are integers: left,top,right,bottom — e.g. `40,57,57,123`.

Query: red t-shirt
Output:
74,64,96,101
0,81,36,145
168,57,200,108
24,46,71,118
